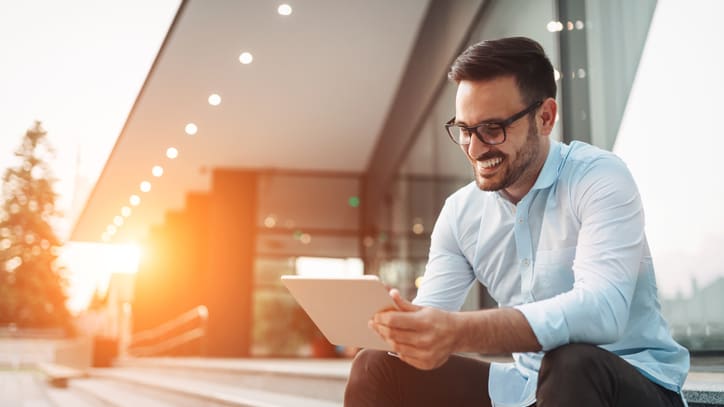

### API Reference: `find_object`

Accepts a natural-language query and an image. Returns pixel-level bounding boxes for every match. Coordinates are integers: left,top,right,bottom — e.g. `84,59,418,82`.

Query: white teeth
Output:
479,157,502,168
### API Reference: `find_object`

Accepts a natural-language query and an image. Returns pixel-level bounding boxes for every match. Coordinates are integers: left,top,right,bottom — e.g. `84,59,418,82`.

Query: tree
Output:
0,121,72,333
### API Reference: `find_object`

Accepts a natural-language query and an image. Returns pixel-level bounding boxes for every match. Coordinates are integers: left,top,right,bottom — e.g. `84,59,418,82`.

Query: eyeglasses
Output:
444,100,542,146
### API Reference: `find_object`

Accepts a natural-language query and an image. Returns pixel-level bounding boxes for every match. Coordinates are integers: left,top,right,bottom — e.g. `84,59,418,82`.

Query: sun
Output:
58,241,142,313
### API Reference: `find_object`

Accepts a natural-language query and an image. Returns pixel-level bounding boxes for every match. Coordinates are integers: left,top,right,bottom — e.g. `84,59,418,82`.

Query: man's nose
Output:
466,132,489,159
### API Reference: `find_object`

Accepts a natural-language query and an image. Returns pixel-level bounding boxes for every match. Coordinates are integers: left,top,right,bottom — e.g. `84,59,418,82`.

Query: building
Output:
72,0,724,356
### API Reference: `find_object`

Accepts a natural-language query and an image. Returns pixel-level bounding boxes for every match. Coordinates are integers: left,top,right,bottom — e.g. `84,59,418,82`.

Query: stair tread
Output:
92,367,342,407
71,378,176,407
115,357,350,379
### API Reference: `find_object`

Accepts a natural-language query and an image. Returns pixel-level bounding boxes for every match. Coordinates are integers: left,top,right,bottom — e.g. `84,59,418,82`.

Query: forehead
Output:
454,76,523,123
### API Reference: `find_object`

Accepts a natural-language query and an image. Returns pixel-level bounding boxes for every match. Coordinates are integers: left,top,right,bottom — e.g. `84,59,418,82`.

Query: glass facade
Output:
252,172,362,356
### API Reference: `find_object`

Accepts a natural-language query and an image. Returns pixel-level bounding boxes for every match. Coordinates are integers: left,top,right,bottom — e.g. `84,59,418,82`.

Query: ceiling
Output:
72,0,431,242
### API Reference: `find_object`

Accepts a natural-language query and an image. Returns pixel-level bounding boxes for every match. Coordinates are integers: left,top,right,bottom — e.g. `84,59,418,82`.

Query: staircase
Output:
49,357,350,406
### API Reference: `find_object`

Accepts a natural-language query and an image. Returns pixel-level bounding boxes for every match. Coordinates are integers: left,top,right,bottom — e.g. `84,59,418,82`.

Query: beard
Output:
473,118,541,192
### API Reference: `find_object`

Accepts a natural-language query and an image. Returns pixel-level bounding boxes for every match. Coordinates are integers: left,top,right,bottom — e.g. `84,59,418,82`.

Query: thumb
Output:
389,289,422,312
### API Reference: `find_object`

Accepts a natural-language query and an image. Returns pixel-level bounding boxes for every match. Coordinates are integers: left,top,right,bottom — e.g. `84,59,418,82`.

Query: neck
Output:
502,139,550,204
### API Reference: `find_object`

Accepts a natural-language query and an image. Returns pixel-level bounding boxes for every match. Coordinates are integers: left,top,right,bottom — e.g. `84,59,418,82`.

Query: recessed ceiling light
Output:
185,123,198,135
130,195,141,206
208,94,221,106
152,165,164,177
166,147,179,159
121,206,132,217
107,225,117,235
114,216,124,227
140,181,151,193
239,52,253,64
278,4,292,16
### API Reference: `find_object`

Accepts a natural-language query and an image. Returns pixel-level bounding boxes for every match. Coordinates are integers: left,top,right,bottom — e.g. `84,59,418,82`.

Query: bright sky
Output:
0,0,179,312
614,0,724,299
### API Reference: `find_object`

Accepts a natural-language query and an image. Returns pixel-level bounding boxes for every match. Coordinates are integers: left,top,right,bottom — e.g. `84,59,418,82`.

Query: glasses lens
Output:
455,127,472,144
447,123,506,145
479,125,505,145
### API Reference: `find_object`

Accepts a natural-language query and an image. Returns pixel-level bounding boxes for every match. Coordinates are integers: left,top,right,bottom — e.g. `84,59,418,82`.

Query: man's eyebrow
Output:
454,116,505,126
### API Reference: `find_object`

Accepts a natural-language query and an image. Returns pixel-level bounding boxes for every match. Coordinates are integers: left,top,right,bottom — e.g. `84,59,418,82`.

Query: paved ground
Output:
0,369,53,407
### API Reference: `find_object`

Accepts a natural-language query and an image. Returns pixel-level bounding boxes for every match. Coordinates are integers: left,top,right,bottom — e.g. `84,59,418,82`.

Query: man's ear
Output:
538,98,558,136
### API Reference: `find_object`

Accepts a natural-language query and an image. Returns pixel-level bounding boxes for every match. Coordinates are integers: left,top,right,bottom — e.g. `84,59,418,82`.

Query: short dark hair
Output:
448,37,556,105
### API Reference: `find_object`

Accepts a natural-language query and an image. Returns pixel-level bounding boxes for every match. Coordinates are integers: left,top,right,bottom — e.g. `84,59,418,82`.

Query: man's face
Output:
454,76,544,197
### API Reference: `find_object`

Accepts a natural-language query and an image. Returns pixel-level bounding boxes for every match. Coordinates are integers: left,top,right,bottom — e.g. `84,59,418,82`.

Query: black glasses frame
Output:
444,100,543,146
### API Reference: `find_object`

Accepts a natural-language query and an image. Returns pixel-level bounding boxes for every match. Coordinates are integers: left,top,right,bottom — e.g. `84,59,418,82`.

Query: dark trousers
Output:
344,343,684,407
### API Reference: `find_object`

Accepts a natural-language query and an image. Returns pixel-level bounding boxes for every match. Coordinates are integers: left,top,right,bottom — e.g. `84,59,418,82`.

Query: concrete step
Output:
113,357,350,402
685,371,724,406
68,377,195,407
0,371,54,407
46,382,118,407
90,367,341,407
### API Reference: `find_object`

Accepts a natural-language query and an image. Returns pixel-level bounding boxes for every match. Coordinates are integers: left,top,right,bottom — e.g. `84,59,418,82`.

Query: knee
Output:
349,349,388,374
345,349,397,404
346,349,390,392
540,343,601,378
538,344,620,406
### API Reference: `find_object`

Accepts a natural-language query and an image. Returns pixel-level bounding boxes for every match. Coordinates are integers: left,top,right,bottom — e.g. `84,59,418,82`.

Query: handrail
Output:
128,305,208,357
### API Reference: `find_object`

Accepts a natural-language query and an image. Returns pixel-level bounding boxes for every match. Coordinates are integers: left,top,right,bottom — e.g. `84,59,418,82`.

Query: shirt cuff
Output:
515,298,570,351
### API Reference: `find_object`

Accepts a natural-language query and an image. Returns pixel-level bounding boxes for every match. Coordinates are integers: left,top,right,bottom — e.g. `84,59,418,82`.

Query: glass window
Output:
606,0,724,352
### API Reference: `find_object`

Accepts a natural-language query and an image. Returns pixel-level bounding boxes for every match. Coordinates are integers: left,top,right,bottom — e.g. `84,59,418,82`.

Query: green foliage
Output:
0,121,72,334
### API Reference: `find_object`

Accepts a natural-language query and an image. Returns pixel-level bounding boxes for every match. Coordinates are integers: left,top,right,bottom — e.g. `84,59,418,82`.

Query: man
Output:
344,37,689,406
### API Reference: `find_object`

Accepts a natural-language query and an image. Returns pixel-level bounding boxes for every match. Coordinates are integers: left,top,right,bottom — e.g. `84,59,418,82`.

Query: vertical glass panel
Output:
585,0,657,149
613,0,724,351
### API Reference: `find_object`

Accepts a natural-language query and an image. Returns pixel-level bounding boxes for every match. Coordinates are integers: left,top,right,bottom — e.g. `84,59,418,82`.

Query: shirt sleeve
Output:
515,156,645,350
413,197,477,311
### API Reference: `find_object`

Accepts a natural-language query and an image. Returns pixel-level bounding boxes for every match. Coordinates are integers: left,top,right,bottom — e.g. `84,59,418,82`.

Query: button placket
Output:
514,199,534,296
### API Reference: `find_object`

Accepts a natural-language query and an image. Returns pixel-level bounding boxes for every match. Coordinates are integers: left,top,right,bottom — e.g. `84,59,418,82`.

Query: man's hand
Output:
369,289,460,370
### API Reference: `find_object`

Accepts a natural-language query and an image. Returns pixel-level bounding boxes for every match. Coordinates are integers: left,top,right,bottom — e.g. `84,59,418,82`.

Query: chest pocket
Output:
531,246,576,300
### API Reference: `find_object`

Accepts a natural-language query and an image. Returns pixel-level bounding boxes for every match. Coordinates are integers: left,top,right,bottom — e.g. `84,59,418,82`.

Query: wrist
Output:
449,311,468,353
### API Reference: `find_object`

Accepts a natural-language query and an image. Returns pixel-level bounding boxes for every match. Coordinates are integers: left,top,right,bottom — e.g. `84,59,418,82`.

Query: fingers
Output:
374,310,422,331
371,320,422,346
389,289,422,312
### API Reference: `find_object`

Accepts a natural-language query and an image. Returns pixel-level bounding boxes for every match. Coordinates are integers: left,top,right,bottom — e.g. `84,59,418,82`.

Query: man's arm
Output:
371,290,541,370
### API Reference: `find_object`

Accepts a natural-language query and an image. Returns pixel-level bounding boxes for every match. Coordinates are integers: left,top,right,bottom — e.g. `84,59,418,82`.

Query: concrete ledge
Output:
115,356,351,381
684,372,724,406
91,367,341,407
37,362,87,388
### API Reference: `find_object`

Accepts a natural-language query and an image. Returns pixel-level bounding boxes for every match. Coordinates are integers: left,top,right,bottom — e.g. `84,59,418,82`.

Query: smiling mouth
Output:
477,157,503,170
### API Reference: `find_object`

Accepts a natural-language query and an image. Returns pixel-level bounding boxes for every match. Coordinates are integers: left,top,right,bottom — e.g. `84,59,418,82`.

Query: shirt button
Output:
522,258,530,266
518,218,525,224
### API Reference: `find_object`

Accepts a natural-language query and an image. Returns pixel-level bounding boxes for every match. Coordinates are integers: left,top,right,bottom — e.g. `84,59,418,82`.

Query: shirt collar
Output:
530,139,563,191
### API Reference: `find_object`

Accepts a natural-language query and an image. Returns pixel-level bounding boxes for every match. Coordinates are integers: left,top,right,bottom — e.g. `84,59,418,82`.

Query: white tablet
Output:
281,275,396,351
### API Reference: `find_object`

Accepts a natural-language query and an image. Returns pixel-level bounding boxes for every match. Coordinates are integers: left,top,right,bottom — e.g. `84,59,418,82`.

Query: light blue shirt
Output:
414,140,689,407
